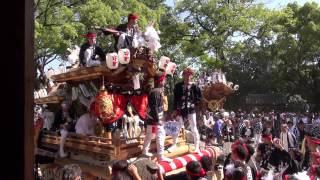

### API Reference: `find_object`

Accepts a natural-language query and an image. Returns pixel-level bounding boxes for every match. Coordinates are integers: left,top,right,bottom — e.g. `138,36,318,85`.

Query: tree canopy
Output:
34,0,320,111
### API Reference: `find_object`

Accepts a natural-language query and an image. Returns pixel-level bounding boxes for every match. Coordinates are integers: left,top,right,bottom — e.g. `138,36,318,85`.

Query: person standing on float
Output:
169,67,202,154
142,71,173,162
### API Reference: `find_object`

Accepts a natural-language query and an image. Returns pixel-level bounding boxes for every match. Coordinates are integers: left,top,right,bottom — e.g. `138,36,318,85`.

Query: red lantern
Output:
94,90,115,124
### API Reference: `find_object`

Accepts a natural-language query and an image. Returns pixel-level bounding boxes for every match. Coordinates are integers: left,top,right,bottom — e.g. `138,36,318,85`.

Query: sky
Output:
45,0,320,72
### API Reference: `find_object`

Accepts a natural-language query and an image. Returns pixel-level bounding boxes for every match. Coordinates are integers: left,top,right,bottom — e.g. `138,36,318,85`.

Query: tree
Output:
34,0,166,89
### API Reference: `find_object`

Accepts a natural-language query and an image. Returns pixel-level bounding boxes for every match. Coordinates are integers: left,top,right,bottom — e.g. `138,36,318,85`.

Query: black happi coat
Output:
241,126,254,139
258,143,298,175
173,82,202,118
79,42,106,67
222,125,235,142
146,88,164,125
103,23,137,50
51,109,75,132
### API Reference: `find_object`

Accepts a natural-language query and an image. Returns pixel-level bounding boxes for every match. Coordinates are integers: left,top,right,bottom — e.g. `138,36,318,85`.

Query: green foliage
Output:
34,0,320,110
34,0,166,87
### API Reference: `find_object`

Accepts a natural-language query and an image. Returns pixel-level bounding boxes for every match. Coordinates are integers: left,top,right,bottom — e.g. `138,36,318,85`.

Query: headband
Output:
186,168,206,177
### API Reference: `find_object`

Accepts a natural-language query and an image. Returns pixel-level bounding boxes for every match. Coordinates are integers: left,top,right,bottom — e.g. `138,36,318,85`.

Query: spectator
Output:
280,124,298,152
287,120,295,134
61,164,82,180
222,119,234,153
294,120,306,146
213,115,223,145
224,160,247,180
186,160,207,180
112,160,142,180
240,120,254,143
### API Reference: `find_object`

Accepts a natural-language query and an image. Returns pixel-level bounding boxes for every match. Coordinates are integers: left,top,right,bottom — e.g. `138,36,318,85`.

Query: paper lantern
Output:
158,56,170,70
94,90,115,124
221,73,227,84
118,48,130,64
165,62,177,76
106,53,119,69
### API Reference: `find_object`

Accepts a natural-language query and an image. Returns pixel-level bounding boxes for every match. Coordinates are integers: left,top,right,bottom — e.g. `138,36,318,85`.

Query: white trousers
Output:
223,142,232,154
117,34,126,50
142,125,166,155
178,113,200,150
60,129,68,156
254,133,261,145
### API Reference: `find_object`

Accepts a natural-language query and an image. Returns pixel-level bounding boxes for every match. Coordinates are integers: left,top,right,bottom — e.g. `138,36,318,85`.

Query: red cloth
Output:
128,13,139,20
130,94,148,119
81,32,97,38
34,117,44,131
158,147,217,174
109,94,129,124
307,136,320,145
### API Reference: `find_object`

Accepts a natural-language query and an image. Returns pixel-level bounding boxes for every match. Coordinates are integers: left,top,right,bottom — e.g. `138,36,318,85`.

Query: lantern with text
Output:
106,53,119,69
118,48,130,64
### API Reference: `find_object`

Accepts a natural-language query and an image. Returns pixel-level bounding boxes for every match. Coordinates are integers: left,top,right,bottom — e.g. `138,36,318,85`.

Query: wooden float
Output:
50,51,157,91
34,95,65,104
202,83,235,111
39,128,186,161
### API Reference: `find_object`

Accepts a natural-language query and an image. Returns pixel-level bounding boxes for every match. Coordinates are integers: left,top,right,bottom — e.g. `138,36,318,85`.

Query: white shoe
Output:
59,151,68,158
194,148,202,155
143,152,153,157
167,145,177,153
159,156,173,163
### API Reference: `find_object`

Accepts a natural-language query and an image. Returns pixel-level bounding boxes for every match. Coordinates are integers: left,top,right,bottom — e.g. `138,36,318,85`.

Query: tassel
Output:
71,87,78,101
133,74,140,90
90,82,98,93
79,84,90,98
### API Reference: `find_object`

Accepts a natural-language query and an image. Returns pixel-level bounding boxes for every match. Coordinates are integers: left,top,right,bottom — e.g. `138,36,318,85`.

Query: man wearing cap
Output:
280,123,298,152
79,31,106,67
111,13,140,51
240,119,254,143
142,71,172,162
257,131,298,176
170,67,202,153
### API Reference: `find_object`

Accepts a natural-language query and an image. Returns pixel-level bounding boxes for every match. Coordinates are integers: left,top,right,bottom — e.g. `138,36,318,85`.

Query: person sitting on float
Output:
79,31,106,67
104,13,140,51
75,102,99,137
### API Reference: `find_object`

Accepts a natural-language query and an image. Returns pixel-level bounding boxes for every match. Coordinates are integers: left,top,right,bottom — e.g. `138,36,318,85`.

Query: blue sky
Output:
45,0,320,72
